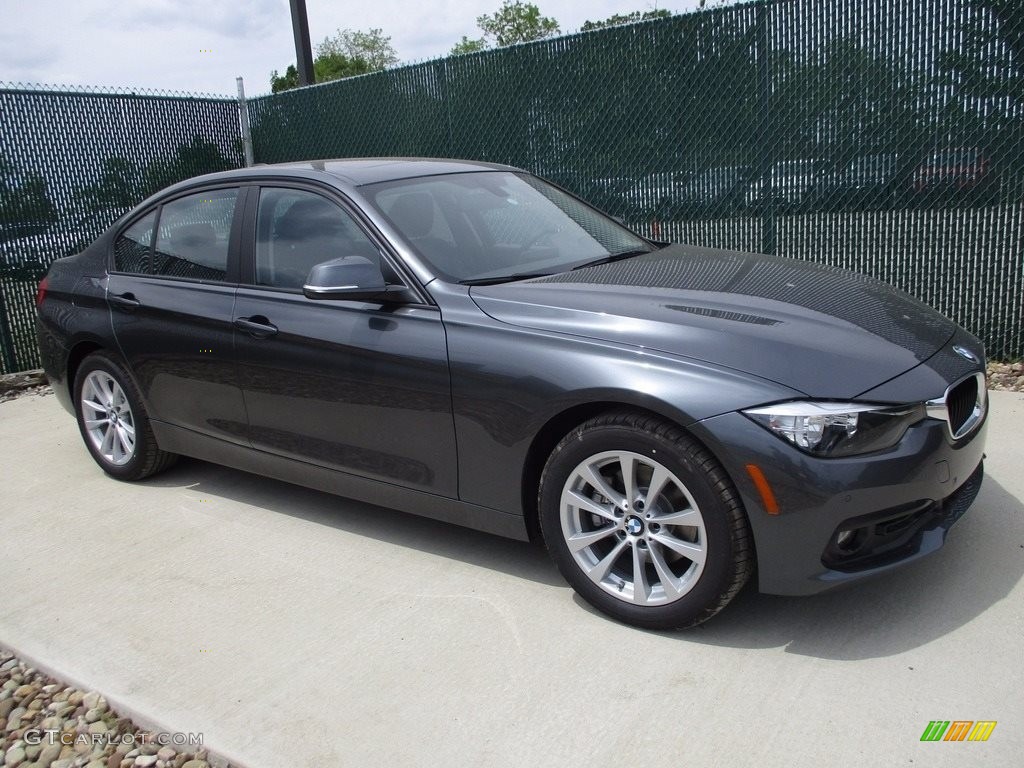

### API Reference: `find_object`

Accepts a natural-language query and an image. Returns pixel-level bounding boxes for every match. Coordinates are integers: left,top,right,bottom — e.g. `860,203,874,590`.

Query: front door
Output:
232,186,457,496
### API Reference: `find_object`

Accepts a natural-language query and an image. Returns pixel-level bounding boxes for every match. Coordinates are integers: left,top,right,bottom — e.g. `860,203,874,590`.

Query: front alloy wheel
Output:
561,450,707,606
540,410,753,629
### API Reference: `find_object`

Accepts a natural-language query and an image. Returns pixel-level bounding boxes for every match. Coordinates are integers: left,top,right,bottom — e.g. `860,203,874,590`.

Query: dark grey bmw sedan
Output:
36,158,988,629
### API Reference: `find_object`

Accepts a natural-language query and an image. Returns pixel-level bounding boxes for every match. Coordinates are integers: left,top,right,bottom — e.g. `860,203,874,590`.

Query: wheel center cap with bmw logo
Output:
625,516,644,535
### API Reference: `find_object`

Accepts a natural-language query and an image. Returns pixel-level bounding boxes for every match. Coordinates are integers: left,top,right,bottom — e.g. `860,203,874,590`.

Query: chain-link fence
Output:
250,0,1024,360
0,84,243,372
1,0,1022,374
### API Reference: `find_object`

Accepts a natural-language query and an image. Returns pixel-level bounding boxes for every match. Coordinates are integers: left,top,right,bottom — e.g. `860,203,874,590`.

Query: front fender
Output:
445,301,801,515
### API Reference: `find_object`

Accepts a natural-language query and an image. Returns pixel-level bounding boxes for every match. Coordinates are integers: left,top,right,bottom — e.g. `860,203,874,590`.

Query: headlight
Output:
742,401,925,457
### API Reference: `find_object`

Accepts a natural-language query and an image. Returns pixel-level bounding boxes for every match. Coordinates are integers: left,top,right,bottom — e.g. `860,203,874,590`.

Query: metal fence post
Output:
757,0,777,256
237,77,255,167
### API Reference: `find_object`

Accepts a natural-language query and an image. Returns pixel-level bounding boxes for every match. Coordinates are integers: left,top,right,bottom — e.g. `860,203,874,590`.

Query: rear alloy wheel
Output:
539,411,753,629
74,352,177,481
80,370,136,466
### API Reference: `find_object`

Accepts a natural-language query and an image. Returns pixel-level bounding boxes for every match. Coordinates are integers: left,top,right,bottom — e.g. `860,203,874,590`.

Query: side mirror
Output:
303,256,403,302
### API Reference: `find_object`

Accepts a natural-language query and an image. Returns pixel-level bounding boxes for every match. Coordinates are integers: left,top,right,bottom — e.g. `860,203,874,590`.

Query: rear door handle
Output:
234,316,278,339
108,292,140,311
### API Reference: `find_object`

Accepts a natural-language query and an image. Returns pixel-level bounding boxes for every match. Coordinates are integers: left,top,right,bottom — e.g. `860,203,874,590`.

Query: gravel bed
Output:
987,360,1024,392
0,371,50,405
0,651,229,768
0,385,51,404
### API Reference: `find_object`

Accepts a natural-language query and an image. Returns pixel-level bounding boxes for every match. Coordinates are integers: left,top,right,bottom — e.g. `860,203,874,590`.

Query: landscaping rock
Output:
5,744,27,767
988,361,1024,392
37,743,61,768
0,655,229,768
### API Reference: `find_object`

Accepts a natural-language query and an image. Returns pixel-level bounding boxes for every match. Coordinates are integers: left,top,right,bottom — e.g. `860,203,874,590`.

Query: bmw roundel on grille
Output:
953,345,980,363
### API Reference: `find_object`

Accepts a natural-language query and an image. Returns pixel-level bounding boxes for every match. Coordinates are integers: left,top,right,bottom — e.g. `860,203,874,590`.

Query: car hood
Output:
469,245,957,399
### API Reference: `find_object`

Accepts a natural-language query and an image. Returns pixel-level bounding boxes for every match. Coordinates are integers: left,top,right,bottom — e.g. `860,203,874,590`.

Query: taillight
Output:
35,276,48,308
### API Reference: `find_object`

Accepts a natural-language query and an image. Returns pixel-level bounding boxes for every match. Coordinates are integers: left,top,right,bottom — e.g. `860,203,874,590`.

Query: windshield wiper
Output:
460,248,654,285
459,272,554,286
569,249,651,271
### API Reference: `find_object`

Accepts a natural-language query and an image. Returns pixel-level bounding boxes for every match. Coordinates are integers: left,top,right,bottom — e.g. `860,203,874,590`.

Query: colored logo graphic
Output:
920,721,997,742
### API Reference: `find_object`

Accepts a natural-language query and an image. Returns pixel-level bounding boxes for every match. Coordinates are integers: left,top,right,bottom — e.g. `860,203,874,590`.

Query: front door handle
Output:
108,292,140,311
234,316,278,339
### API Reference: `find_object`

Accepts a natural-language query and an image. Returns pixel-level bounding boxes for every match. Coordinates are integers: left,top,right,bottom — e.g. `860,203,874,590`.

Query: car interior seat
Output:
386,192,463,276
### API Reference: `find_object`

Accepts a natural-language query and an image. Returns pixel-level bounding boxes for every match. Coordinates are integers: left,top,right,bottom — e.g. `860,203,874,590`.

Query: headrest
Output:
168,222,216,252
386,192,435,239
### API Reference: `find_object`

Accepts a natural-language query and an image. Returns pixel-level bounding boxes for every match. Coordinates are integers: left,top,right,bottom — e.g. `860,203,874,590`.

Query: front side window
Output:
152,188,238,281
254,188,384,289
113,210,156,273
365,172,652,283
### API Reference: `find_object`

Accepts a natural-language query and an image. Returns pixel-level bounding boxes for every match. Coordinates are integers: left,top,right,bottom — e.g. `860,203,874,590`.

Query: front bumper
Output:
691,405,987,596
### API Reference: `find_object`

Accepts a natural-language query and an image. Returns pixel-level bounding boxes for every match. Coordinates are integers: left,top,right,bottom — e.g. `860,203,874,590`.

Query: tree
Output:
270,28,398,93
476,1,559,47
451,36,487,56
142,137,233,196
318,28,398,71
78,158,142,211
271,54,374,94
269,67,300,94
0,154,57,235
581,9,671,32
934,0,1024,201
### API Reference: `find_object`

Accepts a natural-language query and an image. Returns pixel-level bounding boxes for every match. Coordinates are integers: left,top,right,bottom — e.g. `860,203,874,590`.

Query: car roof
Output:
171,157,524,190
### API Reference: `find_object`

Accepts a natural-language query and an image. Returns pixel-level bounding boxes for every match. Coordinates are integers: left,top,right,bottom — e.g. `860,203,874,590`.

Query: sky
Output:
0,0,705,97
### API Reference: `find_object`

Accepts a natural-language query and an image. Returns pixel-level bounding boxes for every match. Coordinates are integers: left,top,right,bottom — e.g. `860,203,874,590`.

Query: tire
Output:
539,410,753,630
73,351,177,481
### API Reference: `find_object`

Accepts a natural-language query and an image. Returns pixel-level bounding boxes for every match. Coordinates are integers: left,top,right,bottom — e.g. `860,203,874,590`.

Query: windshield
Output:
363,171,652,283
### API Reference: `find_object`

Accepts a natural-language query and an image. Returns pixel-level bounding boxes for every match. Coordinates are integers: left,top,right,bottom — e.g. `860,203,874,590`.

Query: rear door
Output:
231,184,457,496
107,185,248,443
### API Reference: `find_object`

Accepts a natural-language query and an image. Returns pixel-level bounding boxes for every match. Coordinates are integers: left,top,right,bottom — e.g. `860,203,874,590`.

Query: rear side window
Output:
152,189,238,281
113,211,156,273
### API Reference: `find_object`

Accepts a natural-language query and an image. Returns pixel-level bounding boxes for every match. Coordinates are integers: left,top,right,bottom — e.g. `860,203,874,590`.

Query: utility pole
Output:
289,0,315,86
236,77,254,167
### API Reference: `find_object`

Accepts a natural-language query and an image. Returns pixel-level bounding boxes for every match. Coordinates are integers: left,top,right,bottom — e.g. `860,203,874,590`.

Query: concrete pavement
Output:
1,390,1022,767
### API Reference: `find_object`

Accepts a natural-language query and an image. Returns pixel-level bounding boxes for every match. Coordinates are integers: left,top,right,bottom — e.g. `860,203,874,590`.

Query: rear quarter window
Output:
113,211,156,273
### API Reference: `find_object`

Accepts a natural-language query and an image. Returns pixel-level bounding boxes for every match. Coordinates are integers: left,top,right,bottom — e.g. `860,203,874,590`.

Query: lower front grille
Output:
821,462,984,573
822,500,938,572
